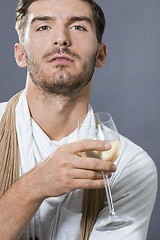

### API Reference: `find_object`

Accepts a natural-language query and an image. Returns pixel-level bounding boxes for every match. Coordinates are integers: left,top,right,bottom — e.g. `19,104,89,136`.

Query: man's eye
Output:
37,26,50,31
71,25,86,31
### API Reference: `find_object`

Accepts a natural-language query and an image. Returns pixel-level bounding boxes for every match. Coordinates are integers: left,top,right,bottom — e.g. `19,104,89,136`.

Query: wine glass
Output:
77,112,134,230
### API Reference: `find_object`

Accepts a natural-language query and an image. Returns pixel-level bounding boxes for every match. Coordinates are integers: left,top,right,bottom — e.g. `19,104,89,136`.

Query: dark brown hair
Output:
15,0,106,43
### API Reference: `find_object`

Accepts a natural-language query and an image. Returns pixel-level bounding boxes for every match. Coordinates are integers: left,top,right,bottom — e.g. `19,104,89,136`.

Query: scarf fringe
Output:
0,91,22,197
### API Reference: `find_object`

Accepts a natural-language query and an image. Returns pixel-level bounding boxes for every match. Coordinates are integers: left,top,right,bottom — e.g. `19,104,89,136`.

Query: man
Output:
0,0,157,239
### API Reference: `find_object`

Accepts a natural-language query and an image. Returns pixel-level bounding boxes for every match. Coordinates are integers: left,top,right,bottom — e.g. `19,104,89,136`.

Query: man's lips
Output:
49,55,74,62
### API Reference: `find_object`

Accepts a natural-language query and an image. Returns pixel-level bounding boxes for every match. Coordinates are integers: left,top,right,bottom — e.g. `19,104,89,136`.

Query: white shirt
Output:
0,91,157,240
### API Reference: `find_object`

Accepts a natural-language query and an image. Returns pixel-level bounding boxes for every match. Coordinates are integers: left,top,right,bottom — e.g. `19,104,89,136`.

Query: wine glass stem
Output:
102,171,115,217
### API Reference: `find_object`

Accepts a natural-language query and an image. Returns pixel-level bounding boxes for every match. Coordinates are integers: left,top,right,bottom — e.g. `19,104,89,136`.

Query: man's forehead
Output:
27,0,93,16
26,0,95,29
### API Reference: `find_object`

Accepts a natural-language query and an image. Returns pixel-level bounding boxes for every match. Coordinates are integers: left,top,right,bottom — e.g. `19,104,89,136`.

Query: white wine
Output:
81,140,121,163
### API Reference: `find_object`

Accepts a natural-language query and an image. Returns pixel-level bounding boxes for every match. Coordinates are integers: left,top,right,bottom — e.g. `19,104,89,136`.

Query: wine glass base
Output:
96,215,134,231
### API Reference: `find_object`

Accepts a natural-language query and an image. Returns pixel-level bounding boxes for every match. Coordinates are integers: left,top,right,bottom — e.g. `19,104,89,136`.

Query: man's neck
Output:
25,81,91,140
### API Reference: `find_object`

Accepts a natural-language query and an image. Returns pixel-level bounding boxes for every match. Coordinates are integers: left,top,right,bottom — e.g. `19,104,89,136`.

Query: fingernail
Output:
105,142,111,149
111,164,117,172
107,173,112,178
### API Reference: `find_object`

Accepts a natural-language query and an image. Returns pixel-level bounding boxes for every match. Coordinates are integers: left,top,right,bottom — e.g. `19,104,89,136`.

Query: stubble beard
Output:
25,48,97,98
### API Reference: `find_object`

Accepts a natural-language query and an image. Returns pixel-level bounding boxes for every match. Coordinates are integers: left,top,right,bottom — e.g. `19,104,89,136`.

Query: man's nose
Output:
54,40,69,47
53,27,71,47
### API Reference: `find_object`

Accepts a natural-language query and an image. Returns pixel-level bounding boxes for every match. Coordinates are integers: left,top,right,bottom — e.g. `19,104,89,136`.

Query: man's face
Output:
20,0,104,96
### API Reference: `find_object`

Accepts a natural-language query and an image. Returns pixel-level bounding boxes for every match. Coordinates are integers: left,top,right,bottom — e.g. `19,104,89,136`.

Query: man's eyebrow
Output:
31,16,55,25
69,16,93,26
30,16,93,26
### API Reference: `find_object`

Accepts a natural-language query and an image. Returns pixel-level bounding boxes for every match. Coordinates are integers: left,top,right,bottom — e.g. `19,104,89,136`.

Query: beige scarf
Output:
0,91,105,240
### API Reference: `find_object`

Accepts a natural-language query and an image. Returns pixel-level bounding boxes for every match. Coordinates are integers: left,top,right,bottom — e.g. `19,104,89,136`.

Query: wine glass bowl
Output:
77,112,134,231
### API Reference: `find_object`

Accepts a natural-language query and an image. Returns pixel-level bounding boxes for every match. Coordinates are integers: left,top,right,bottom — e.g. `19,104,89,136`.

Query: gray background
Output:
0,0,159,239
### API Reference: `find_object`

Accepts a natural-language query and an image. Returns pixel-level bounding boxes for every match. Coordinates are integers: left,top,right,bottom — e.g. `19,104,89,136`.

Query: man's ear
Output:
96,43,107,68
14,43,27,68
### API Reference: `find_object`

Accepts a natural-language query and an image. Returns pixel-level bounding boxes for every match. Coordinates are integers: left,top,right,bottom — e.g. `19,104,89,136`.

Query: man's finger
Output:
73,155,117,173
61,139,111,153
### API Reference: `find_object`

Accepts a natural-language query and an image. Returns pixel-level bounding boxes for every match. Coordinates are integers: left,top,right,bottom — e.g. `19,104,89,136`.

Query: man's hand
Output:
0,139,116,239
32,139,117,200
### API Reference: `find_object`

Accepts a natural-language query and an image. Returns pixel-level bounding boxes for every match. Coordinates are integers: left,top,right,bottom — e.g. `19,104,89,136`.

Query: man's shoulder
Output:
119,134,157,174
0,102,8,121
120,134,144,154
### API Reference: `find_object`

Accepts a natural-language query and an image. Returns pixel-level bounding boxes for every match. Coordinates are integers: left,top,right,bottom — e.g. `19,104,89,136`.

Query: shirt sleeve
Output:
90,138,157,240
